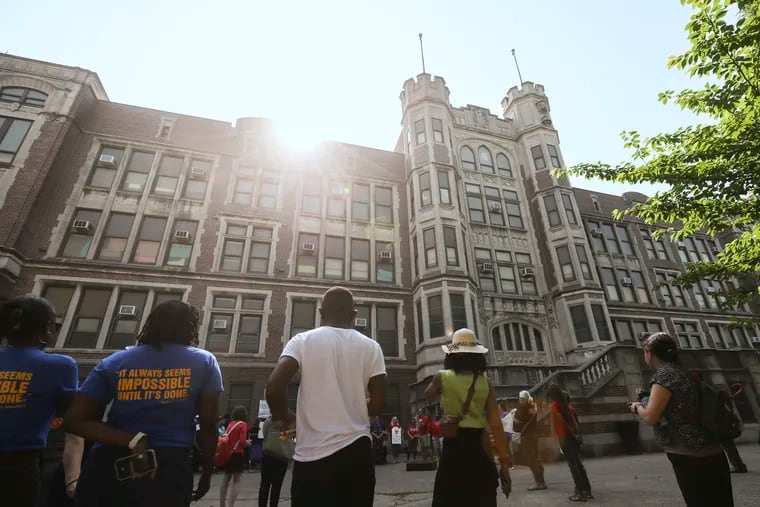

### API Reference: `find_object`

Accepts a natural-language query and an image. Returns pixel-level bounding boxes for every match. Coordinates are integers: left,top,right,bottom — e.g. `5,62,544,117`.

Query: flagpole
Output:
511,48,524,85
419,33,426,74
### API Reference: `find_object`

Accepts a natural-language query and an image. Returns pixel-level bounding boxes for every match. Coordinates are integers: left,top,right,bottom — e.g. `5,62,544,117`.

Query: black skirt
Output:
224,452,246,474
432,428,498,507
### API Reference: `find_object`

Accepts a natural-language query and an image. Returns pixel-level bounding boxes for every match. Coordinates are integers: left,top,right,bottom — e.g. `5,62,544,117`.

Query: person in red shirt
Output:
416,410,432,460
406,423,419,462
548,384,591,502
431,415,442,458
219,406,250,507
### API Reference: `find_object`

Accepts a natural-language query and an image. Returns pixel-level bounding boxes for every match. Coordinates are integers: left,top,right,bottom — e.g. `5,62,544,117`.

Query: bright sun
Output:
275,121,323,153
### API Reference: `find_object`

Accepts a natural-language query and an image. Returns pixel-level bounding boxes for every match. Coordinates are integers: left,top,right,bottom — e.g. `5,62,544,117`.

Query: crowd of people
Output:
0,287,753,507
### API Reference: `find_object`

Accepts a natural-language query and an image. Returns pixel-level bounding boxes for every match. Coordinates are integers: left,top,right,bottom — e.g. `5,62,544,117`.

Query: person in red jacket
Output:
548,385,591,502
417,410,432,460
431,415,442,458
406,423,419,462
219,406,250,507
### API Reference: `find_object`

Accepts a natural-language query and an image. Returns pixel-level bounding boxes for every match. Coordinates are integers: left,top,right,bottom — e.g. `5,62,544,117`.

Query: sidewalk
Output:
196,444,760,506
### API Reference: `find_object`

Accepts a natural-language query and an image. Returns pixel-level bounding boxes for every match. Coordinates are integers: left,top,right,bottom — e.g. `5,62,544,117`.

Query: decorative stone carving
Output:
543,293,558,329
535,101,549,114
474,109,488,128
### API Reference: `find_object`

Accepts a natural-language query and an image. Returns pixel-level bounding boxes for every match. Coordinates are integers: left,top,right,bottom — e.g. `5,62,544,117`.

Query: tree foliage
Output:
565,0,760,321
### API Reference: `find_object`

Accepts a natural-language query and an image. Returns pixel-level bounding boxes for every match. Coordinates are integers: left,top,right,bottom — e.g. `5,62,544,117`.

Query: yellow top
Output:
440,369,489,429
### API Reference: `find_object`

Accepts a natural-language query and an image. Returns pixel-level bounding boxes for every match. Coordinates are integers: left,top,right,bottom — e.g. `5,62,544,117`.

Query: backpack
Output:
214,421,244,467
698,379,742,442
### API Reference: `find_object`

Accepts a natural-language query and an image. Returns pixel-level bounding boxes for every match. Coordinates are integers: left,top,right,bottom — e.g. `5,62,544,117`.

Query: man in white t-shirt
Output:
266,286,387,507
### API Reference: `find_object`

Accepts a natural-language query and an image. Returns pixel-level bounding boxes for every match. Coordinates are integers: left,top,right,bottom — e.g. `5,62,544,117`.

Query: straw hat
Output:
441,328,489,354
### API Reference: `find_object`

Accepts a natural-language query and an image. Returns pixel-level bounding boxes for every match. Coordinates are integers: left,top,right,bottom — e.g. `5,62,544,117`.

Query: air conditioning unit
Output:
590,227,603,237
621,277,633,287
72,220,93,234
98,154,116,167
118,305,138,317
174,230,192,242
520,267,535,279
330,186,344,197
301,242,315,254
677,241,686,248
479,263,494,274
488,201,503,212
212,319,228,330
190,167,207,179
706,286,717,294
750,336,760,344
379,250,393,262
355,318,368,327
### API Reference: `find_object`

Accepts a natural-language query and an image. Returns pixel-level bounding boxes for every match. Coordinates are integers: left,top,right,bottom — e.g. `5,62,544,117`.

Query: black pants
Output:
258,453,288,507
291,436,374,507
39,460,74,507
0,450,41,507
433,429,497,507
721,439,745,469
75,446,193,507
560,437,591,494
667,451,733,507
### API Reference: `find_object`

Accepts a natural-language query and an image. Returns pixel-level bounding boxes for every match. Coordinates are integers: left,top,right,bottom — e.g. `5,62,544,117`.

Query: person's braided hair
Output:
0,295,55,347
136,300,199,349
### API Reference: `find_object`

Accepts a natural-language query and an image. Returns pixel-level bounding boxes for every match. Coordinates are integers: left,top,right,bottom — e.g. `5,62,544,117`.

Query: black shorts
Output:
75,446,192,507
0,450,41,507
224,452,246,474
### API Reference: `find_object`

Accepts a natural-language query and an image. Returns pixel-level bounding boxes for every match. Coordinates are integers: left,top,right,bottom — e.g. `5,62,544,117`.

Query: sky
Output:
3,0,703,196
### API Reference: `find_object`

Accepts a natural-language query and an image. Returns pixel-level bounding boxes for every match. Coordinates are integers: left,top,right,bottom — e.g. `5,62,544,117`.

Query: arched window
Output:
460,146,476,171
496,153,513,177
478,146,494,174
0,87,48,107
491,322,545,352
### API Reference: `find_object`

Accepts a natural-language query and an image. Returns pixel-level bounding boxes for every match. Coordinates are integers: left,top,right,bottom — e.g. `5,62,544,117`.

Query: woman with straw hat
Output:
424,328,511,506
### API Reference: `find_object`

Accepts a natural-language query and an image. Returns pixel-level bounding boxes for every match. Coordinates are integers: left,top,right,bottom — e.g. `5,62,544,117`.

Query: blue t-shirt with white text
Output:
80,344,223,448
0,348,78,451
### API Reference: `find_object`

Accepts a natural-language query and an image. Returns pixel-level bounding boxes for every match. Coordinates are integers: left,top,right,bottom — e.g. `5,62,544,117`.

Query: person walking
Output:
424,328,511,506
265,286,386,507
547,385,592,502
0,296,79,507
258,416,294,507
513,390,546,491
388,417,403,463
628,332,733,507
218,406,249,507
64,301,223,507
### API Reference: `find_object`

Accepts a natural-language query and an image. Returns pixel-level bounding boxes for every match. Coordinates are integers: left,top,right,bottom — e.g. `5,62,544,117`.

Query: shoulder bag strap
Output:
229,421,245,450
459,372,480,417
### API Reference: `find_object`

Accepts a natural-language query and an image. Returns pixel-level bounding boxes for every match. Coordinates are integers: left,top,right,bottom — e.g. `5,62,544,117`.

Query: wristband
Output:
129,432,148,450
65,478,79,488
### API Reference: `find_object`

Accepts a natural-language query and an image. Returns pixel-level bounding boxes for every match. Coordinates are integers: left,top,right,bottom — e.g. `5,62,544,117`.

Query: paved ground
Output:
197,444,760,506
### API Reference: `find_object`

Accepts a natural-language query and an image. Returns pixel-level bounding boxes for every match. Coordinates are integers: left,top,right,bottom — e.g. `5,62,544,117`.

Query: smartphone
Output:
115,450,157,481
641,396,650,408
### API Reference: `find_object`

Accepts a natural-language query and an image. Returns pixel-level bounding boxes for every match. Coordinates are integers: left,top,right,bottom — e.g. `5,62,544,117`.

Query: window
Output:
675,321,703,349
438,170,451,205
575,245,593,280
324,236,345,279
498,264,518,294
354,305,371,341
492,327,503,351
232,176,254,205
496,153,513,177
443,226,458,266
547,144,561,168
121,151,154,193
478,146,494,174
428,295,444,338
692,282,708,309
530,145,546,170
227,384,254,420
153,155,183,196
591,305,611,341
351,239,370,281
165,220,198,267
588,221,606,252
423,227,437,267
97,213,134,261
258,171,279,208
503,190,524,228
515,253,537,295
376,306,398,356
416,300,424,344
476,249,496,292
290,300,317,336
631,271,650,303
376,241,394,283
327,182,346,218
562,194,578,225
43,286,74,337
616,225,634,256
450,294,468,331
603,224,620,254
614,320,634,343
686,238,699,263
414,119,426,145
0,87,47,107
106,290,148,349
296,233,318,276
708,324,730,349
248,227,272,273
556,245,575,282
460,146,476,171
207,297,233,353
432,118,444,143
132,217,166,264
617,268,635,302
233,296,266,353
221,238,245,271
570,305,592,343
67,288,111,348
375,187,393,224
601,267,619,301
183,160,210,200
88,147,125,189
466,184,485,223
62,209,102,258
544,195,562,226
352,183,370,221
412,234,419,279
419,172,432,207
484,187,505,226
0,116,32,166
301,179,322,215
656,272,674,306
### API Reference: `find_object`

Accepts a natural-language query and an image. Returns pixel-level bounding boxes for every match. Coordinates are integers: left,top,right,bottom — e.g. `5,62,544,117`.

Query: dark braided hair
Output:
136,300,199,349
0,295,56,348
546,383,572,426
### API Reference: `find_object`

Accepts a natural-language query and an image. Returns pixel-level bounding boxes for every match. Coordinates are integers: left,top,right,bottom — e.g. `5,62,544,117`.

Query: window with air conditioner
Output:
479,263,494,273
118,305,137,317
520,267,535,278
